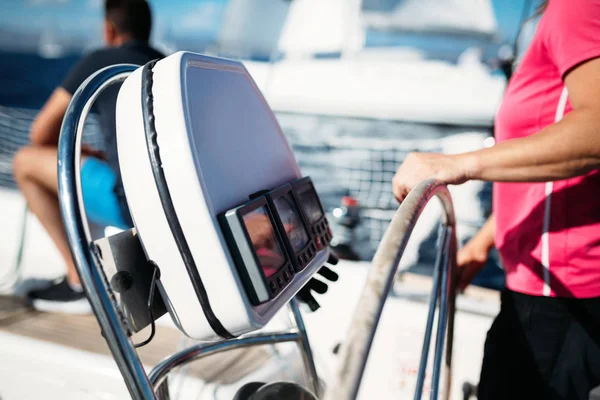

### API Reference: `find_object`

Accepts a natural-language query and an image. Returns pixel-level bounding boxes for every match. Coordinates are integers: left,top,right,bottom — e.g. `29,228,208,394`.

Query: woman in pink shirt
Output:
392,1,600,398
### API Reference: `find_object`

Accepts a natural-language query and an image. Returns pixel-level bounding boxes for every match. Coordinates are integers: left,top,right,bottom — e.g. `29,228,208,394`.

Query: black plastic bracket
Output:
93,228,166,334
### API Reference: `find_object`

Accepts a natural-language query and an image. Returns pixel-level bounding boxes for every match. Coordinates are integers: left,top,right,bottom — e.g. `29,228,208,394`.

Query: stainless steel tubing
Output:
323,179,457,400
442,243,458,400
58,64,156,400
414,226,449,400
148,331,301,389
289,298,321,397
150,299,321,396
430,226,454,399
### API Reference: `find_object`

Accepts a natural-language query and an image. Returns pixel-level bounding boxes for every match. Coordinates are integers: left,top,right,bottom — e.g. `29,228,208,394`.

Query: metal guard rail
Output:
58,65,458,400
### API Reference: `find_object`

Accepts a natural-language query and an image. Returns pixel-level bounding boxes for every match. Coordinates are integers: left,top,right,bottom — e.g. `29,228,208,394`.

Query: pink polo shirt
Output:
494,0,600,298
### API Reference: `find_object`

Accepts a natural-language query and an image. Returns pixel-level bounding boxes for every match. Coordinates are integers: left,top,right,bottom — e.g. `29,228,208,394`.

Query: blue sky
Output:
1,0,227,35
0,0,537,50
492,0,538,43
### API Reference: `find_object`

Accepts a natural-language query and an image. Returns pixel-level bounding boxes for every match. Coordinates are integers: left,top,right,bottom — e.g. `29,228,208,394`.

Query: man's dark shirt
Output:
61,41,164,225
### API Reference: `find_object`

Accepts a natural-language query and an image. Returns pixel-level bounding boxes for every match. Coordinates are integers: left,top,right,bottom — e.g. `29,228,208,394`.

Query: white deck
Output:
0,188,497,399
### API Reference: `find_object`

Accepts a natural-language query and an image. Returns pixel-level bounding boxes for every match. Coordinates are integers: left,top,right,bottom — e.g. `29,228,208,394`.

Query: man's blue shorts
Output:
81,158,132,230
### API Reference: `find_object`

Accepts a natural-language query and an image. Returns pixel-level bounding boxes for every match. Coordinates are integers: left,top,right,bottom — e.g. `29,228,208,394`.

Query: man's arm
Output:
29,88,71,146
30,49,109,147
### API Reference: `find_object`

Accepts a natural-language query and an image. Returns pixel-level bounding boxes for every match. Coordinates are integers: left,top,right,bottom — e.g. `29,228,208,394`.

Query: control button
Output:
312,226,317,234
283,272,289,282
289,266,295,274
277,277,284,288
297,256,302,265
315,236,322,249
269,282,276,293
311,243,317,252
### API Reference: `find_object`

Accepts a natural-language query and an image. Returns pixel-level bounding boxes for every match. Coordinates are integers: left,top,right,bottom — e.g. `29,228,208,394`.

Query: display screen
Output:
273,193,310,251
243,207,286,278
298,186,324,224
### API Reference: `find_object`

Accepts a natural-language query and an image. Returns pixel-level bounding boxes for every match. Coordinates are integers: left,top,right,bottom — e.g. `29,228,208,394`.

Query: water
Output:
0,51,504,290
0,51,81,108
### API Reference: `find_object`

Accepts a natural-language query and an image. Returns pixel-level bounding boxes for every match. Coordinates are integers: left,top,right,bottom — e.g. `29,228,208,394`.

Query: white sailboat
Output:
240,0,505,126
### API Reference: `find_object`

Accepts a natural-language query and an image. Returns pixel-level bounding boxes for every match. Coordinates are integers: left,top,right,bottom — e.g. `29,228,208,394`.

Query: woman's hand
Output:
456,215,496,292
392,152,475,203
457,239,491,292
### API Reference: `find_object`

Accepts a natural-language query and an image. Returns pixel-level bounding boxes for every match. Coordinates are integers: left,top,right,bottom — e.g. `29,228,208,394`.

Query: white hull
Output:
243,52,505,127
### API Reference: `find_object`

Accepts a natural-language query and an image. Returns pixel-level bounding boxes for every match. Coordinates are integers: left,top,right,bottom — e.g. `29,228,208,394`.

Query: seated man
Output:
12,0,164,313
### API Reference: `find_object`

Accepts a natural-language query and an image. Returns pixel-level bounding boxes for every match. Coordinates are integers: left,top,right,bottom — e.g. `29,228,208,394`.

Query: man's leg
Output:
12,145,93,314
12,145,80,285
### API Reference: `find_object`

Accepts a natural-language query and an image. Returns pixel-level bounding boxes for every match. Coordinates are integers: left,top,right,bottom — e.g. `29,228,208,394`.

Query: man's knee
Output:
12,146,35,183
12,145,58,187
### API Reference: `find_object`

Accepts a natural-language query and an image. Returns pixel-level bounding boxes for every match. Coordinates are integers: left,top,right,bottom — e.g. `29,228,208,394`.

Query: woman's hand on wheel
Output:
391,152,475,203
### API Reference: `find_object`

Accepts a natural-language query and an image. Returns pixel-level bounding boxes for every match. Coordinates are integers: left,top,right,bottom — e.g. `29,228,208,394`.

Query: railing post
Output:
430,226,453,399
58,65,156,400
288,298,322,397
414,226,449,400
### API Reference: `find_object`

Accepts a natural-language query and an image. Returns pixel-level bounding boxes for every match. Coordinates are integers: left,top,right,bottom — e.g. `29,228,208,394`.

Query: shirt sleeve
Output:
60,50,107,94
544,0,600,78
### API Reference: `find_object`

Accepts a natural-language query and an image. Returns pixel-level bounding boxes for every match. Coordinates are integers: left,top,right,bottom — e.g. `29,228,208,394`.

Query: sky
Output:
0,0,538,53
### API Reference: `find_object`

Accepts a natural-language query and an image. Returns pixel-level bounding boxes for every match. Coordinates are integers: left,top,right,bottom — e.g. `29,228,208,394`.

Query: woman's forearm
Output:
459,109,600,182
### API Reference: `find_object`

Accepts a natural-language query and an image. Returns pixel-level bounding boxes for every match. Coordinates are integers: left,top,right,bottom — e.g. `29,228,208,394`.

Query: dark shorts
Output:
478,289,600,400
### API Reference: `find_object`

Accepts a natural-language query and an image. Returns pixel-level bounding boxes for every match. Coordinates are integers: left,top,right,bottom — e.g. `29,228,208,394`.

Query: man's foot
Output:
27,277,91,314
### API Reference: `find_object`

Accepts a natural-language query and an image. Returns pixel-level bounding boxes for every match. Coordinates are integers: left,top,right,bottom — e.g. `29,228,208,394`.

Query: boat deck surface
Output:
0,295,271,384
